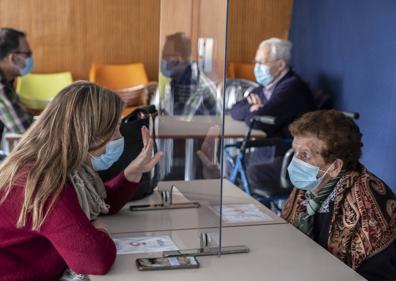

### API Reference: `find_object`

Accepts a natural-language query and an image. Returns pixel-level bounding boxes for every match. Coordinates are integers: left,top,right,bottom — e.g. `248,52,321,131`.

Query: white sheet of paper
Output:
113,235,178,255
213,204,273,223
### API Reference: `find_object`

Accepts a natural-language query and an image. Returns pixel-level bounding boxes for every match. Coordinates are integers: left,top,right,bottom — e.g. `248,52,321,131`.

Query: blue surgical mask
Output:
287,157,333,191
160,60,173,78
90,137,124,171
160,59,190,78
254,63,273,86
19,56,34,76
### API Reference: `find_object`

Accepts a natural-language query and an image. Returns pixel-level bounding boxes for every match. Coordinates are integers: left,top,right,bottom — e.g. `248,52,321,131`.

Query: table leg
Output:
185,138,196,181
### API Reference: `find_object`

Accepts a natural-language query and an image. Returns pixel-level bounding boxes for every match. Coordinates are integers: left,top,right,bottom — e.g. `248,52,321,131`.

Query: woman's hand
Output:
92,220,109,235
124,126,163,182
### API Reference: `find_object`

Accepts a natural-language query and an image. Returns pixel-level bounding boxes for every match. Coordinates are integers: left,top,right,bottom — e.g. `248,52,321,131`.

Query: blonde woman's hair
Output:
0,81,124,230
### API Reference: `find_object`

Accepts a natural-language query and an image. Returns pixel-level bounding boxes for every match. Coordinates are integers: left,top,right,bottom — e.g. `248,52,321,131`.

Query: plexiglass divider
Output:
110,0,279,269
154,0,228,257
96,0,284,264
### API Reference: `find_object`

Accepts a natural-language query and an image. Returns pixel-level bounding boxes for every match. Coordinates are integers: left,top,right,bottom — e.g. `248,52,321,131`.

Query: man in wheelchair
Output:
229,38,315,201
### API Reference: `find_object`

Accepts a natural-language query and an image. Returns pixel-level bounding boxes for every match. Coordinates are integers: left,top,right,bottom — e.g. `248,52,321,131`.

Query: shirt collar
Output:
264,67,289,91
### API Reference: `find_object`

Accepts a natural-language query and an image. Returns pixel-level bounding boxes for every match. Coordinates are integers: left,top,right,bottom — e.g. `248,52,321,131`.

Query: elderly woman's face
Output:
292,135,329,172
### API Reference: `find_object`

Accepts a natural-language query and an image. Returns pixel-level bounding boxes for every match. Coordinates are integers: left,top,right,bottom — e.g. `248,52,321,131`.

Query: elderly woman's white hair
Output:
259,38,292,65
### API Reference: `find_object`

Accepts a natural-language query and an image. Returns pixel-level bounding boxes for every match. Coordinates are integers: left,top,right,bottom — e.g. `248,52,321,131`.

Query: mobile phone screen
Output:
136,255,200,271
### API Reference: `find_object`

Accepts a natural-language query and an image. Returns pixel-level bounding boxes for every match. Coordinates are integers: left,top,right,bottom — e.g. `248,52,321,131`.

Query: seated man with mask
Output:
282,110,396,281
230,38,315,191
157,32,222,180
0,28,33,141
159,32,221,119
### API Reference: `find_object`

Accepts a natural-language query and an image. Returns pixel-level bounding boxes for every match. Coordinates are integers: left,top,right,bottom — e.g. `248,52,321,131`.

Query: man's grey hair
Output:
259,38,292,65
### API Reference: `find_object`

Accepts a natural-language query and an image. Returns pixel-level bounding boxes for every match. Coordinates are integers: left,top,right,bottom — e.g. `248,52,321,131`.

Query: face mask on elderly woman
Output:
287,157,334,191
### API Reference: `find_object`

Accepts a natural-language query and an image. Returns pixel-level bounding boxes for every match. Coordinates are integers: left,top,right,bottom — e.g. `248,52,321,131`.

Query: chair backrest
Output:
313,89,334,110
16,72,73,110
227,62,255,81
89,63,149,90
280,148,294,189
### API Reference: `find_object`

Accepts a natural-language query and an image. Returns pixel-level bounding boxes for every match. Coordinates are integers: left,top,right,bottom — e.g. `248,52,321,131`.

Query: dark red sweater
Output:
0,171,140,281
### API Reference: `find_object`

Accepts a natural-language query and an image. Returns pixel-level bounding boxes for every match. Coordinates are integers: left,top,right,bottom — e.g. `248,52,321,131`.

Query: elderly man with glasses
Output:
230,38,316,196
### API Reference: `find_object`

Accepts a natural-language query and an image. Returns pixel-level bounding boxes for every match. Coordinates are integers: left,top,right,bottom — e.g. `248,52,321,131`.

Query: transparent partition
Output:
153,0,229,254
98,0,284,266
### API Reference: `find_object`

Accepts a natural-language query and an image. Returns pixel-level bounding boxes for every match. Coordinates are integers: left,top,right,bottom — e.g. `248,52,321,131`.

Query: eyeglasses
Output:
13,51,33,57
253,59,279,65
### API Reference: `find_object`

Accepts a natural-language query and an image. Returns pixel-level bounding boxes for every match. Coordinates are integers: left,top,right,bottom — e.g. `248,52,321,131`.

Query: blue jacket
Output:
230,70,315,138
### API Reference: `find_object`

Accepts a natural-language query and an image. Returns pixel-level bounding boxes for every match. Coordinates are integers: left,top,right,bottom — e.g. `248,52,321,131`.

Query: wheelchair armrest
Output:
224,138,291,158
226,138,290,149
342,111,359,119
244,138,291,148
280,148,294,189
250,115,277,126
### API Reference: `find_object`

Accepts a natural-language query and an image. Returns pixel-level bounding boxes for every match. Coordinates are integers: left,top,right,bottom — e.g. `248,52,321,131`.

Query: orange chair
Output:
89,63,157,116
89,63,149,90
227,62,255,81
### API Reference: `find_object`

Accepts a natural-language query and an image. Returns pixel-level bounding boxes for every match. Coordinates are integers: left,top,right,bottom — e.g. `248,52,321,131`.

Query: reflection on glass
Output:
155,26,226,181
155,0,228,259
159,32,222,120
196,125,221,179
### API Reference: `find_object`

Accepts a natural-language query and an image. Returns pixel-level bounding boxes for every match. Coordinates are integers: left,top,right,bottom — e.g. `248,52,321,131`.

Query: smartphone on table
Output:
136,255,200,271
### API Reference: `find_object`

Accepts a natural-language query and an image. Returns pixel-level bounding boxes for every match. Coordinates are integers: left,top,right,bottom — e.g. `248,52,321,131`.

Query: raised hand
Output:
124,126,163,182
196,125,221,179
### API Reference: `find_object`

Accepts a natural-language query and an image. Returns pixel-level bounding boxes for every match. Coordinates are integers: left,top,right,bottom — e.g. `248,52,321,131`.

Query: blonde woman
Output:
0,81,162,281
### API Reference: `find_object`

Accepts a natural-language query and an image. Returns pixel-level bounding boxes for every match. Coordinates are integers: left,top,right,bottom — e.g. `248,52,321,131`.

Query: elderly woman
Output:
281,110,396,281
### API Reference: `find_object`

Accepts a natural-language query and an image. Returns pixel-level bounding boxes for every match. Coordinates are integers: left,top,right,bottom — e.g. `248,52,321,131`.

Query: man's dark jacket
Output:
230,69,316,138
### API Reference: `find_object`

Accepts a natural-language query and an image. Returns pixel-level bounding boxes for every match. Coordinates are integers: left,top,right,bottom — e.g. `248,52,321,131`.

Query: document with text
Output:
213,203,273,223
113,235,178,255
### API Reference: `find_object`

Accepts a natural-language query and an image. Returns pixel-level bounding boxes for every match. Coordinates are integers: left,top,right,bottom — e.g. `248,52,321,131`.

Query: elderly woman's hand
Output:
124,126,162,182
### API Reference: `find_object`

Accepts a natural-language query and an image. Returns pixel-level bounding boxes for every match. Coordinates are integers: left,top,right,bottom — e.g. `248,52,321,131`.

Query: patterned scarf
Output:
293,172,343,238
282,167,396,270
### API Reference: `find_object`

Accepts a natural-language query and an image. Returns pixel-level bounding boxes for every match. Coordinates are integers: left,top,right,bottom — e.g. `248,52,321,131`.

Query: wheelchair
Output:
224,116,293,212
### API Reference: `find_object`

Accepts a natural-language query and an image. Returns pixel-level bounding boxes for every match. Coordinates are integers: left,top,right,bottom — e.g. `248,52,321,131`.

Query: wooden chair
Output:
227,62,255,81
89,63,157,114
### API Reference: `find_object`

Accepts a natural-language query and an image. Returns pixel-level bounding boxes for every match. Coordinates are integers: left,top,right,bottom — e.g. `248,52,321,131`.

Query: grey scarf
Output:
59,164,109,281
69,164,109,220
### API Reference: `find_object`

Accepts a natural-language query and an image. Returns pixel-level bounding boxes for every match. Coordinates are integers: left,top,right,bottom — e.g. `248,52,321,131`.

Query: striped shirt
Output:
163,63,222,118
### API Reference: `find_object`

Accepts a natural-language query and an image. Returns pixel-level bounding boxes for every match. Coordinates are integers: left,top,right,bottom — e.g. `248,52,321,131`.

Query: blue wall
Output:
290,0,396,191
